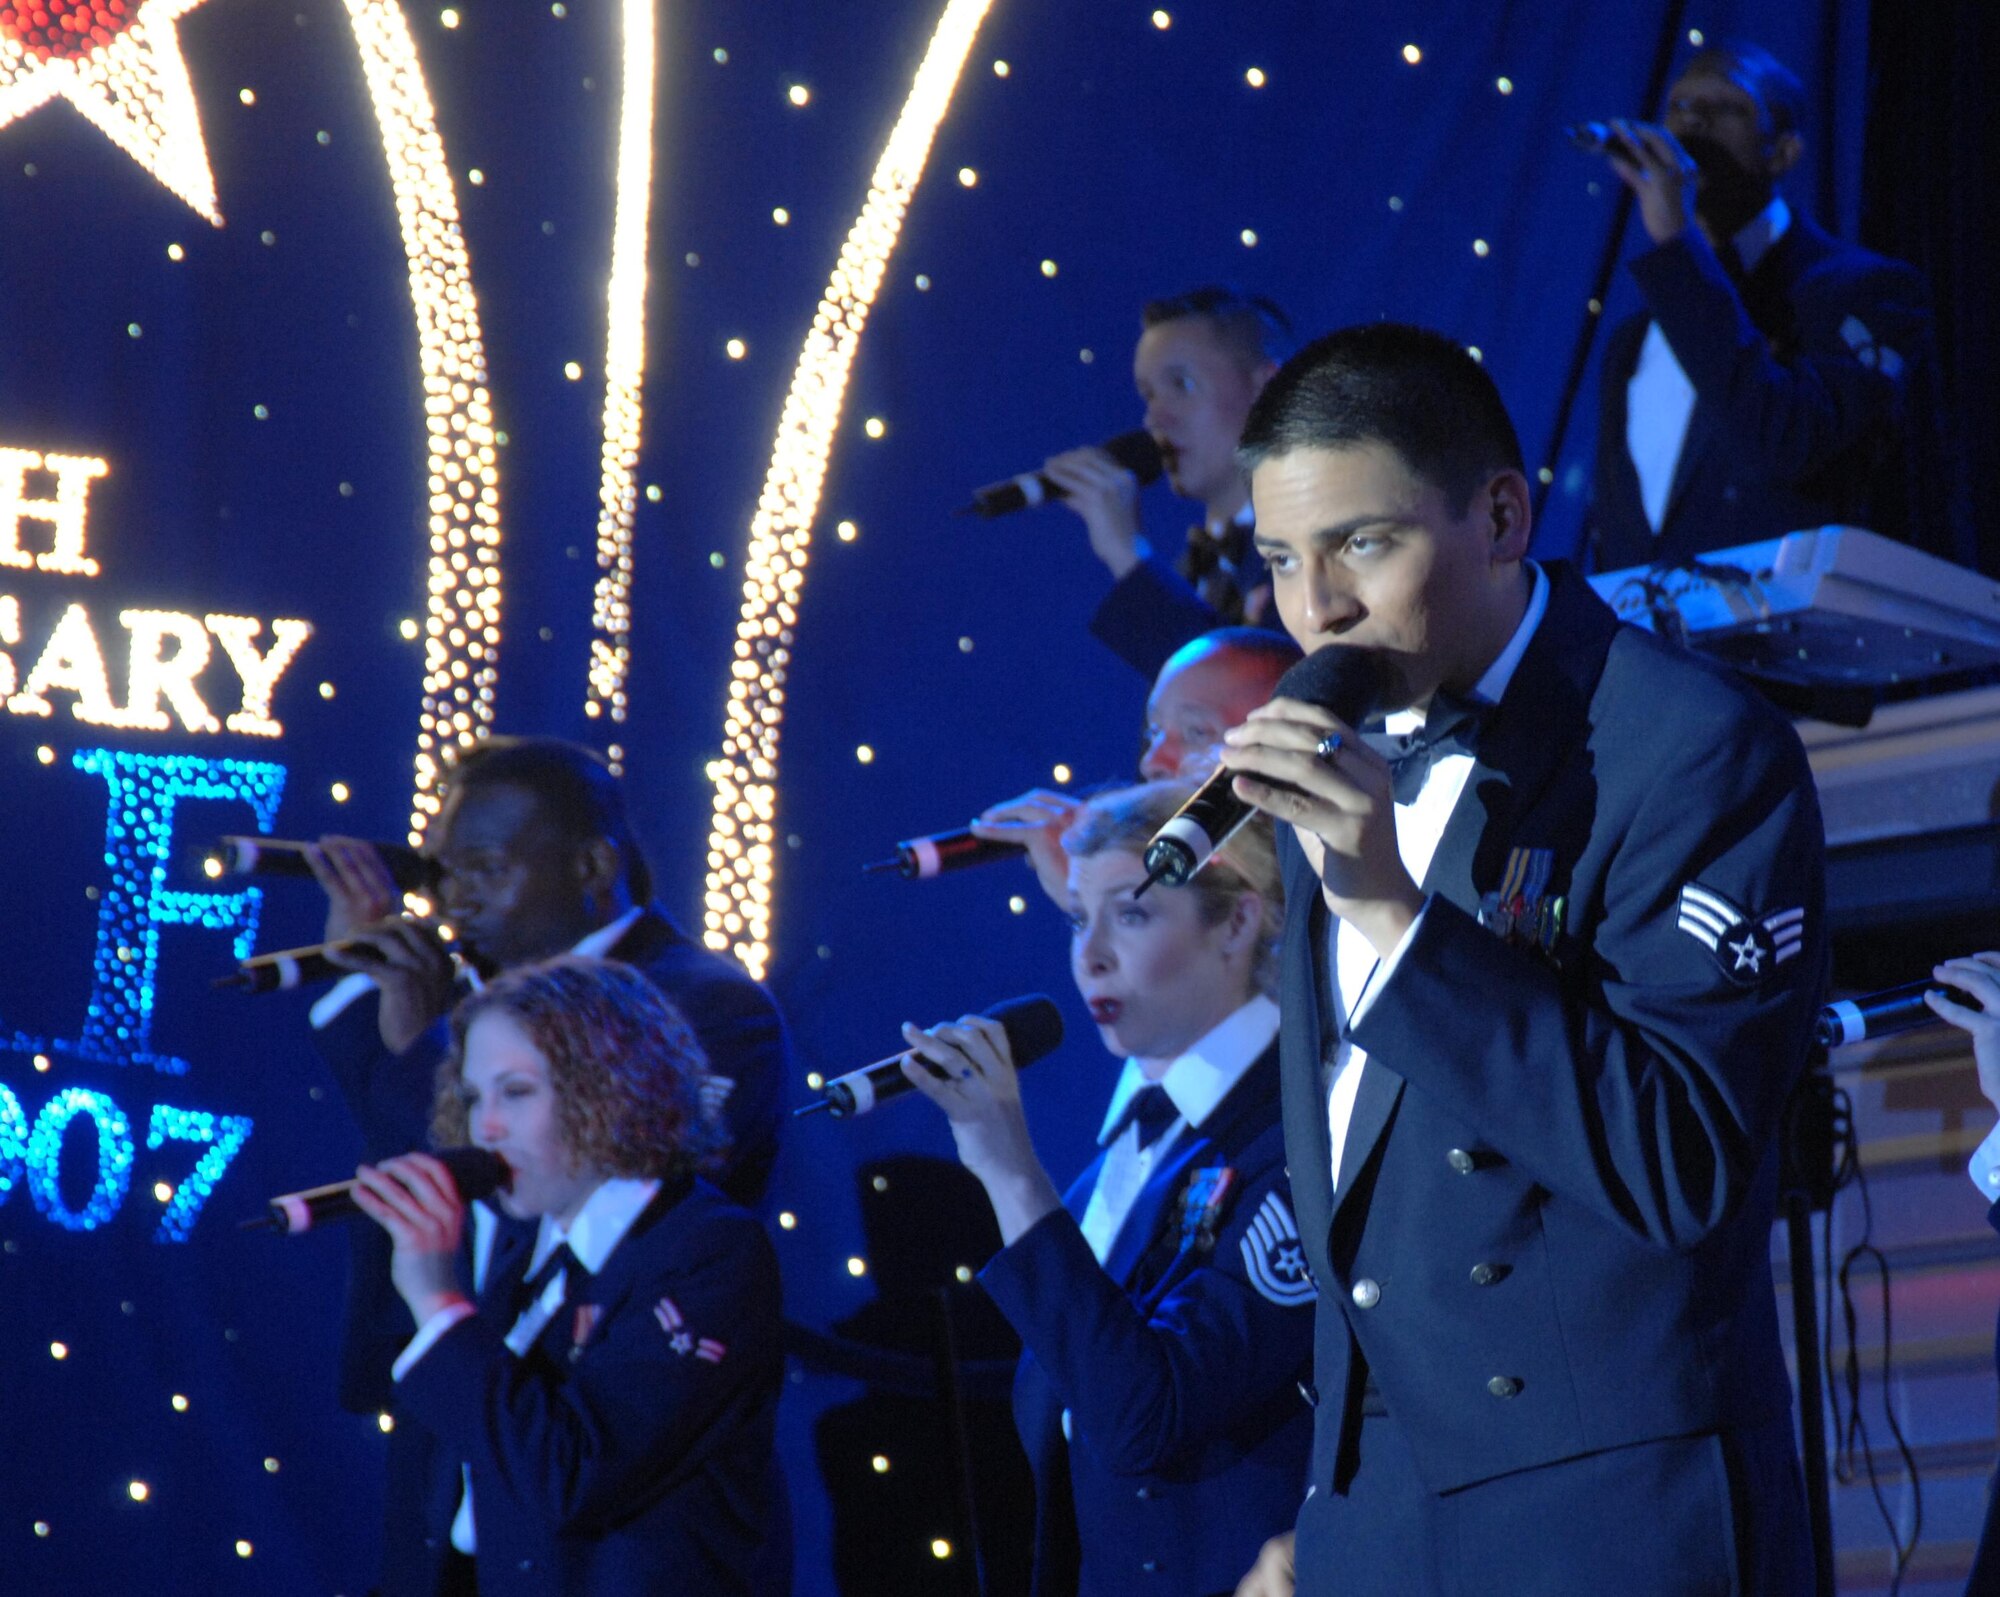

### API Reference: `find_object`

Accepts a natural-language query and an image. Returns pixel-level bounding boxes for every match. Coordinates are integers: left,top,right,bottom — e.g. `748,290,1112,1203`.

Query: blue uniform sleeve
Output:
1352,685,1825,1251
1088,554,1220,680
394,1209,781,1535
979,1161,1314,1476
674,968,789,1209
1632,228,1929,487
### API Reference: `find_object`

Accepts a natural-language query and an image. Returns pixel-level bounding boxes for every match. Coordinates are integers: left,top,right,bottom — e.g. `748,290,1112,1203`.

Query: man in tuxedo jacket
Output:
1221,324,1826,1595
1043,286,1295,679
302,737,791,1587
1585,40,1955,570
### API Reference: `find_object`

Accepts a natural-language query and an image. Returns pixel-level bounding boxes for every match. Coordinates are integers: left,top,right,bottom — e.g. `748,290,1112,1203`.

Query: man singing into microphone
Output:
302,737,791,1592
1047,286,1295,679
1582,40,1953,568
1219,324,1826,1595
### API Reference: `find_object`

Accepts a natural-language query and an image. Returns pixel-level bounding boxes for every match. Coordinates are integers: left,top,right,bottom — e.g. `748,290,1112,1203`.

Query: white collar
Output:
462,905,644,995
1096,994,1279,1145
1732,196,1791,274
527,1175,660,1277
1384,561,1550,736
571,905,645,961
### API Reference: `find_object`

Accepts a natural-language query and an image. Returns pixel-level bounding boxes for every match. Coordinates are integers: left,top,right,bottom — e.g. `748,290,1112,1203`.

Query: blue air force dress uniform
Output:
978,996,1315,1597
1281,562,1827,1596
387,1174,790,1597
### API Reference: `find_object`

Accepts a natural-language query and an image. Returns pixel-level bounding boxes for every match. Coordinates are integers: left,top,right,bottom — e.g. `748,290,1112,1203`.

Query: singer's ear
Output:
1218,891,1263,960
576,836,623,897
1485,470,1533,563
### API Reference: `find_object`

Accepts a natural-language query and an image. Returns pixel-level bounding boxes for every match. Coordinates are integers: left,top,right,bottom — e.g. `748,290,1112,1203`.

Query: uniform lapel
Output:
1278,836,1337,1264
1101,1130,1211,1288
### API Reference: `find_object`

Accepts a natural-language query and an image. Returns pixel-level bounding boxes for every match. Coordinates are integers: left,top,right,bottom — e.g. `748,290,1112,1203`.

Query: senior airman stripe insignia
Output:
1677,884,1806,986
1241,1191,1315,1306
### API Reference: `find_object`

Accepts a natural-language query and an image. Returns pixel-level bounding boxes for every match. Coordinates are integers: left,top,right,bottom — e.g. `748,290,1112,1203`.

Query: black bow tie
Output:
517,1241,590,1313
1387,693,1488,805
1114,1083,1180,1151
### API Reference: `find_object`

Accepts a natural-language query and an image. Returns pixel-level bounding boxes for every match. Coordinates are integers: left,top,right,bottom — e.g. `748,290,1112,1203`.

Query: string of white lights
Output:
702,0,994,980
343,0,504,842
582,0,658,768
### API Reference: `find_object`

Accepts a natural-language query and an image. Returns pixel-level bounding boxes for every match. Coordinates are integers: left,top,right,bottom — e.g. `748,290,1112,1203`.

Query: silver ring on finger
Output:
1315,731,1344,765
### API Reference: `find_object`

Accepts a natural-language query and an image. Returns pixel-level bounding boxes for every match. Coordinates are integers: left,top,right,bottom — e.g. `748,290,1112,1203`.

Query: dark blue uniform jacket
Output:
981,1040,1314,1597
395,1176,790,1597
1590,216,1950,570
1278,563,1827,1502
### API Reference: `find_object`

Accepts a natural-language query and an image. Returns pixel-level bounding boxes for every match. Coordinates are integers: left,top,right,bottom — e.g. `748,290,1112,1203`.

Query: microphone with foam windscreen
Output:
796,995,1065,1119
1137,648,1391,895
241,1146,508,1233
956,430,1165,519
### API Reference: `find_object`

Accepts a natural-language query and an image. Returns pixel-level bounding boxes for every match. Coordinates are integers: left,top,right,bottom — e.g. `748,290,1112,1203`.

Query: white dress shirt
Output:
1080,994,1280,1265
1323,564,1551,1192
1626,197,1792,532
393,1174,661,1555
310,904,646,1029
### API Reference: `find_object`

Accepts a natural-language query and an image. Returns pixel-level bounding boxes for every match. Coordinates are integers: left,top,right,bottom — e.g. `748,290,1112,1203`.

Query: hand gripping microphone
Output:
209,835,440,892
956,429,1165,518
795,995,1065,1119
1815,976,1976,1049
1137,647,1391,894
863,828,1025,879
241,1146,508,1233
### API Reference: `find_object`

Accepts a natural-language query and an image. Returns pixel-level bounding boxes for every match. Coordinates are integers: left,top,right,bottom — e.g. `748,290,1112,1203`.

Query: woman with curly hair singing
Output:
351,956,789,1597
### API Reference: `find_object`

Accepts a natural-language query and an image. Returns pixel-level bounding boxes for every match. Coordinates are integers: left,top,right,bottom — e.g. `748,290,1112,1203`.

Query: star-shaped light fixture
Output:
0,0,220,222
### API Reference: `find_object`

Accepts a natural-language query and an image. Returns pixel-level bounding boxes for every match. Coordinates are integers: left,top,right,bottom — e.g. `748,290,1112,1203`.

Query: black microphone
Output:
1137,647,1392,894
1815,977,1975,1049
795,994,1065,1119
956,429,1165,518
863,828,1025,879
208,835,440,892
241,1147,508,1234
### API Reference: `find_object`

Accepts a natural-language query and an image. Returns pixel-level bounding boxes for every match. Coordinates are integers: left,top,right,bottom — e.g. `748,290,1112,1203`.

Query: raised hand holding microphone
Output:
1042,442,1152,580
1590,117,1701,244
969,788,1084,904
900,1011,1063,1246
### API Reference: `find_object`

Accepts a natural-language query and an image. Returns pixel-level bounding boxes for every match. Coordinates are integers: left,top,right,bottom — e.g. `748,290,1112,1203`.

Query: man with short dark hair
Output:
1047,286,1294,678
304,736,791,1595
1586,40,1950,568
1221,324,1824,1595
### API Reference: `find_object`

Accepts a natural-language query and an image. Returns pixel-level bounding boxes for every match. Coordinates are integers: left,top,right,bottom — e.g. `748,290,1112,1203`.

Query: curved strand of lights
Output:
343,0,504,841
582,0,658,767
702,0,994,980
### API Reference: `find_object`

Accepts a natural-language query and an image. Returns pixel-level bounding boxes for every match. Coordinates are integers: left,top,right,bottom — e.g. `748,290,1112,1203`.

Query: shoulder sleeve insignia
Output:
1676,883,1804,985
1240,1190,1315,1307
1839,314,1905,378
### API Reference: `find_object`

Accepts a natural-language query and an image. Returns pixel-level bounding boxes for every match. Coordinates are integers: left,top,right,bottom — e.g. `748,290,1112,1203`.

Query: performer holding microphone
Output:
295,737,790,1591
970,626,1301,905
900,781,1313,1597
1030,286,1294,679
1220,324,1826,1595
352,956,788,1597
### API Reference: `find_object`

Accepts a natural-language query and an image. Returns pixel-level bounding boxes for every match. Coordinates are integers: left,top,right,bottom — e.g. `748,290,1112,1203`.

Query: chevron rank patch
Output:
1838,314,1904,378
654,1295,727,1363
1676,883,1805,986
1241,1190,1315,1307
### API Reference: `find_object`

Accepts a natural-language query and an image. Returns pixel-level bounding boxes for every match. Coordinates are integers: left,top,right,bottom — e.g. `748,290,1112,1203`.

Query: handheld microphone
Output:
1815,977,1974,1049
208,835,440,892
1138,647,1391,895
795,994,1065,1119
1565,121,1616,155
863,828,1025,879
241,1146,508,1234
956,430,1165,519
213,921,455,993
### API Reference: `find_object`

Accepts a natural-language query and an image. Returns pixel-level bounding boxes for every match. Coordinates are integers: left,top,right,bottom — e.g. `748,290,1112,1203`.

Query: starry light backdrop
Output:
0,1,1873,1591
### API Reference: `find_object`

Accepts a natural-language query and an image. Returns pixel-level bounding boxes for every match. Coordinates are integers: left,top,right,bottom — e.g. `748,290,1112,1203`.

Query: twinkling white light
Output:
0,0,221,221
343,0,505,840
703,0,994,979
582,0,657,761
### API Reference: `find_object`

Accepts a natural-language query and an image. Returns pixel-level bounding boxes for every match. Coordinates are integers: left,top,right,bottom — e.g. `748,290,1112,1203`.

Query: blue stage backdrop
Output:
0,2,1872,1592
